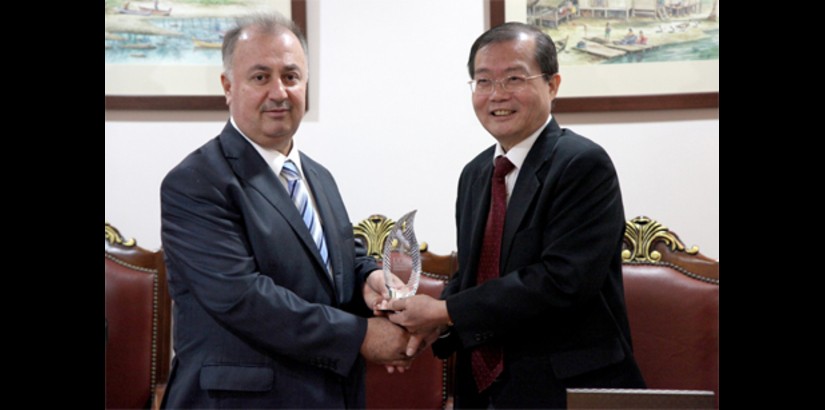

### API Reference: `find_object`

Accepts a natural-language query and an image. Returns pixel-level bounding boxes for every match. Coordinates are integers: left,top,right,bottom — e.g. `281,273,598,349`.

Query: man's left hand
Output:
387,294,450,334
363,269,388,314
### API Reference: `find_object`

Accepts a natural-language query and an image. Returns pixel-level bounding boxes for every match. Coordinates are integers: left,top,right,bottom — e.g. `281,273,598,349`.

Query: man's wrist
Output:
439,300,454,327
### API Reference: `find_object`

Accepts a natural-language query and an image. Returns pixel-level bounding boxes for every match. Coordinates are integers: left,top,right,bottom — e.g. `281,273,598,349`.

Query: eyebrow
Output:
474,66,530,76
246,64,304,75
282,64,303,73
247,64,273,74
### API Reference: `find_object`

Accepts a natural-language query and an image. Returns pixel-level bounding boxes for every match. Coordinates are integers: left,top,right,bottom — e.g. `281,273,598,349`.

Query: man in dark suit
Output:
388,22,645,408
160,14,409,409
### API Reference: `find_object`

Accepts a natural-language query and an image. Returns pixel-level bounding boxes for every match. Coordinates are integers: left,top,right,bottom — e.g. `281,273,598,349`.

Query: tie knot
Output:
281,160,300,181
493,156,515,179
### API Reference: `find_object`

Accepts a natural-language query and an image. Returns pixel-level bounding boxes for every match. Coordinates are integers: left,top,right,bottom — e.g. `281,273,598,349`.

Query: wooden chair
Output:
354,214,457,409
105,222,171,409
620,216,719,408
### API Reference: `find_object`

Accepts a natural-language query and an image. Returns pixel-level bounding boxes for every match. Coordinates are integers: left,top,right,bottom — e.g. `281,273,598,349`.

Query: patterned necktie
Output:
471,155,515,393
281,160,330,273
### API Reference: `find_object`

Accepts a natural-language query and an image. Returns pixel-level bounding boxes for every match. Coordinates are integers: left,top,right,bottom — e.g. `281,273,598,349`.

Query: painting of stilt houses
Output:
528,1,580,29
574,0,702,20
526,0,718,65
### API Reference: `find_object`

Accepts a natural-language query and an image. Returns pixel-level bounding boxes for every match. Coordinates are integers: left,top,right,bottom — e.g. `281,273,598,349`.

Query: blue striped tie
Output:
281,160,330,273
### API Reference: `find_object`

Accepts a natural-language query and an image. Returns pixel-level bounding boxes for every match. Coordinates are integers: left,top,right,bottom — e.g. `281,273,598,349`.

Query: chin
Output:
485,126,515,140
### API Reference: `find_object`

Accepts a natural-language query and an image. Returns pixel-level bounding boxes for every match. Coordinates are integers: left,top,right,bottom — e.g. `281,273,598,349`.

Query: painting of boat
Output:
105,1,294,66
116,1,171,16
138,6,172,16
121,43,157,50
526,0,718,65
193,39,222,49
116,7,171,16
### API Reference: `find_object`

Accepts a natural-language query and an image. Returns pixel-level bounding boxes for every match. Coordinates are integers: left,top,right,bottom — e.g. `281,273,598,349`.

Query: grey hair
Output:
222,12,308,78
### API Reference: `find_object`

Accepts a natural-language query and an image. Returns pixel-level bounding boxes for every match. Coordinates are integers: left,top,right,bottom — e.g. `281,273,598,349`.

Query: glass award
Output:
382,210,422,301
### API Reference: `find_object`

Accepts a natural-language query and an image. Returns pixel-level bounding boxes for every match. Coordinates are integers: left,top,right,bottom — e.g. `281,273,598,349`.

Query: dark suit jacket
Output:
434,119,645,409
160,122,378,409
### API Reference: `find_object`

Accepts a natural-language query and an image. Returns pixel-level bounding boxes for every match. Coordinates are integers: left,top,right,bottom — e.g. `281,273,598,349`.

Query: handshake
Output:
360,269,451,373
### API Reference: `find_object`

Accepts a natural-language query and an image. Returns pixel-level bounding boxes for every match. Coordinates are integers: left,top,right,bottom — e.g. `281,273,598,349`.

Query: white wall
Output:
105,0,719,260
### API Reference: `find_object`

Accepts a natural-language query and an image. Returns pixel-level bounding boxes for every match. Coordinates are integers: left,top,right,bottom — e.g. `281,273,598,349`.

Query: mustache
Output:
260,101,292,112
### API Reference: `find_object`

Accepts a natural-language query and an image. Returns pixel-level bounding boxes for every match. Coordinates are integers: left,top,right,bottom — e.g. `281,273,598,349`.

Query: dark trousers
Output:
454,354,646,409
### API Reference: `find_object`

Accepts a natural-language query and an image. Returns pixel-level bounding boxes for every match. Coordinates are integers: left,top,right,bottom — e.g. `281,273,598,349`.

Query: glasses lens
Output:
472,75,539,94
504,77,521,92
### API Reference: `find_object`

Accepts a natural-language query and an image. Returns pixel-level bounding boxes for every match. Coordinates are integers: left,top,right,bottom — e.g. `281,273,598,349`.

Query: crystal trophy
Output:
382,210,422,301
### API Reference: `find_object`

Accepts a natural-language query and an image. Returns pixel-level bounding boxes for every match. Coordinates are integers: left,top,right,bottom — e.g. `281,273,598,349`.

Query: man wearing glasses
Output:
388,22,646,408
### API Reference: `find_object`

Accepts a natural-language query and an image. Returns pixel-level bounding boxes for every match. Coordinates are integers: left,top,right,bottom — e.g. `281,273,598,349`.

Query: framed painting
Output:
105,0,307,110
488,0,718,112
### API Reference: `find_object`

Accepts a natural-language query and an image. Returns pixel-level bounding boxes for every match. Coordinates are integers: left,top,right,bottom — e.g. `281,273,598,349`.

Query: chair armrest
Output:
151,383,167,410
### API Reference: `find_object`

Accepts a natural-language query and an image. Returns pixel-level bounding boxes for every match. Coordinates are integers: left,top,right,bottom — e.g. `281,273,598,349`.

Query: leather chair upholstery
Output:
105,222,171,409
620,216,719,408
354,214,457,409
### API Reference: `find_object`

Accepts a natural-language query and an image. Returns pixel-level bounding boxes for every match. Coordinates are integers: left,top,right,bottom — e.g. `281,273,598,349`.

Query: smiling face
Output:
221,28,307,154
471,35,560,151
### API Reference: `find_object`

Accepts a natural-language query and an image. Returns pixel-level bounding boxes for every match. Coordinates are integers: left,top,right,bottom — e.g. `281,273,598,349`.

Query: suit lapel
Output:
500,121,561,271
465,158,495,285
218,123,336,296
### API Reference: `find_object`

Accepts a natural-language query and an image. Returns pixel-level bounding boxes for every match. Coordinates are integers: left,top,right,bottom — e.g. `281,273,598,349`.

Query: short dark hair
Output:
222,13,308,77
467,22,558,79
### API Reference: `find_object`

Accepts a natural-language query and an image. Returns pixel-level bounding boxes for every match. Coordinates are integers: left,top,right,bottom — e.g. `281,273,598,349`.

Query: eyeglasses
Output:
468,74,548,94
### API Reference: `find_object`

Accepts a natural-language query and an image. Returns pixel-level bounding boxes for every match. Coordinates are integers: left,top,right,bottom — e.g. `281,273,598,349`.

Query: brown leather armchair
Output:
354,214,457,409
620,216,719,408
105,222,171,409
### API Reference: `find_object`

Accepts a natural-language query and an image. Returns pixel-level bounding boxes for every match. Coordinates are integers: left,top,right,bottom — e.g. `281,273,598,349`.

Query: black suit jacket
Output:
434,119,645,408
160,122,377,409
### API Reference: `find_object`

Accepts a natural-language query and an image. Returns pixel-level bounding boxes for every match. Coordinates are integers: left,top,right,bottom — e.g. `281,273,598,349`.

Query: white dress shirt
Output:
492,115,553,205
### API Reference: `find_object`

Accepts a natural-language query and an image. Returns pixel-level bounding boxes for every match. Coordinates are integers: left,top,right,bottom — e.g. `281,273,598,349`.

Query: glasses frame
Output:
468,73,548,94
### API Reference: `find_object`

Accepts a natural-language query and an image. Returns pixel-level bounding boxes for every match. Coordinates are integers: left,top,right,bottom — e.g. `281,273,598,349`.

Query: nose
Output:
268,78,288,100
489,82,510,100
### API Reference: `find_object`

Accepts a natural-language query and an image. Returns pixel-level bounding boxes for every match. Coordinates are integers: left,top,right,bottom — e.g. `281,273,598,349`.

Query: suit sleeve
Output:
444,142,625,350
161,164,367,377
341,227,381,318
432,165,473,359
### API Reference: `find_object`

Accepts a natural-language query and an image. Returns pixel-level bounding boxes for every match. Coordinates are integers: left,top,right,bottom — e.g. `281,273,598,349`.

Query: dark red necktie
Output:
471,155,515,393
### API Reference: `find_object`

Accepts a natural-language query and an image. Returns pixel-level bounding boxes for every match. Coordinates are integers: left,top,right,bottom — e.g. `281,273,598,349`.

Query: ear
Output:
220,73,232,106
546,73,561,99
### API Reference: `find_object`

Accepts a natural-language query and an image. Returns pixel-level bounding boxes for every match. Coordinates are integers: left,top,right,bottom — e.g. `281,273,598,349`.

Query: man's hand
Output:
362,269,388,314
405,327,441,358
387,295,452,357
387,294,451,334
360,317,412,373
363,269,407,314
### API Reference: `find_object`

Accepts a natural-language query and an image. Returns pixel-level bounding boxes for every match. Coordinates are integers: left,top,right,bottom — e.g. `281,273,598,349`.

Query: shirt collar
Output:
493,114,552,168
230,116,304,178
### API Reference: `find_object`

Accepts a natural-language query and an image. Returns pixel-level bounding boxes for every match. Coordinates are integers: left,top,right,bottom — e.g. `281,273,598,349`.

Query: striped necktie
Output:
281,160,330,273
